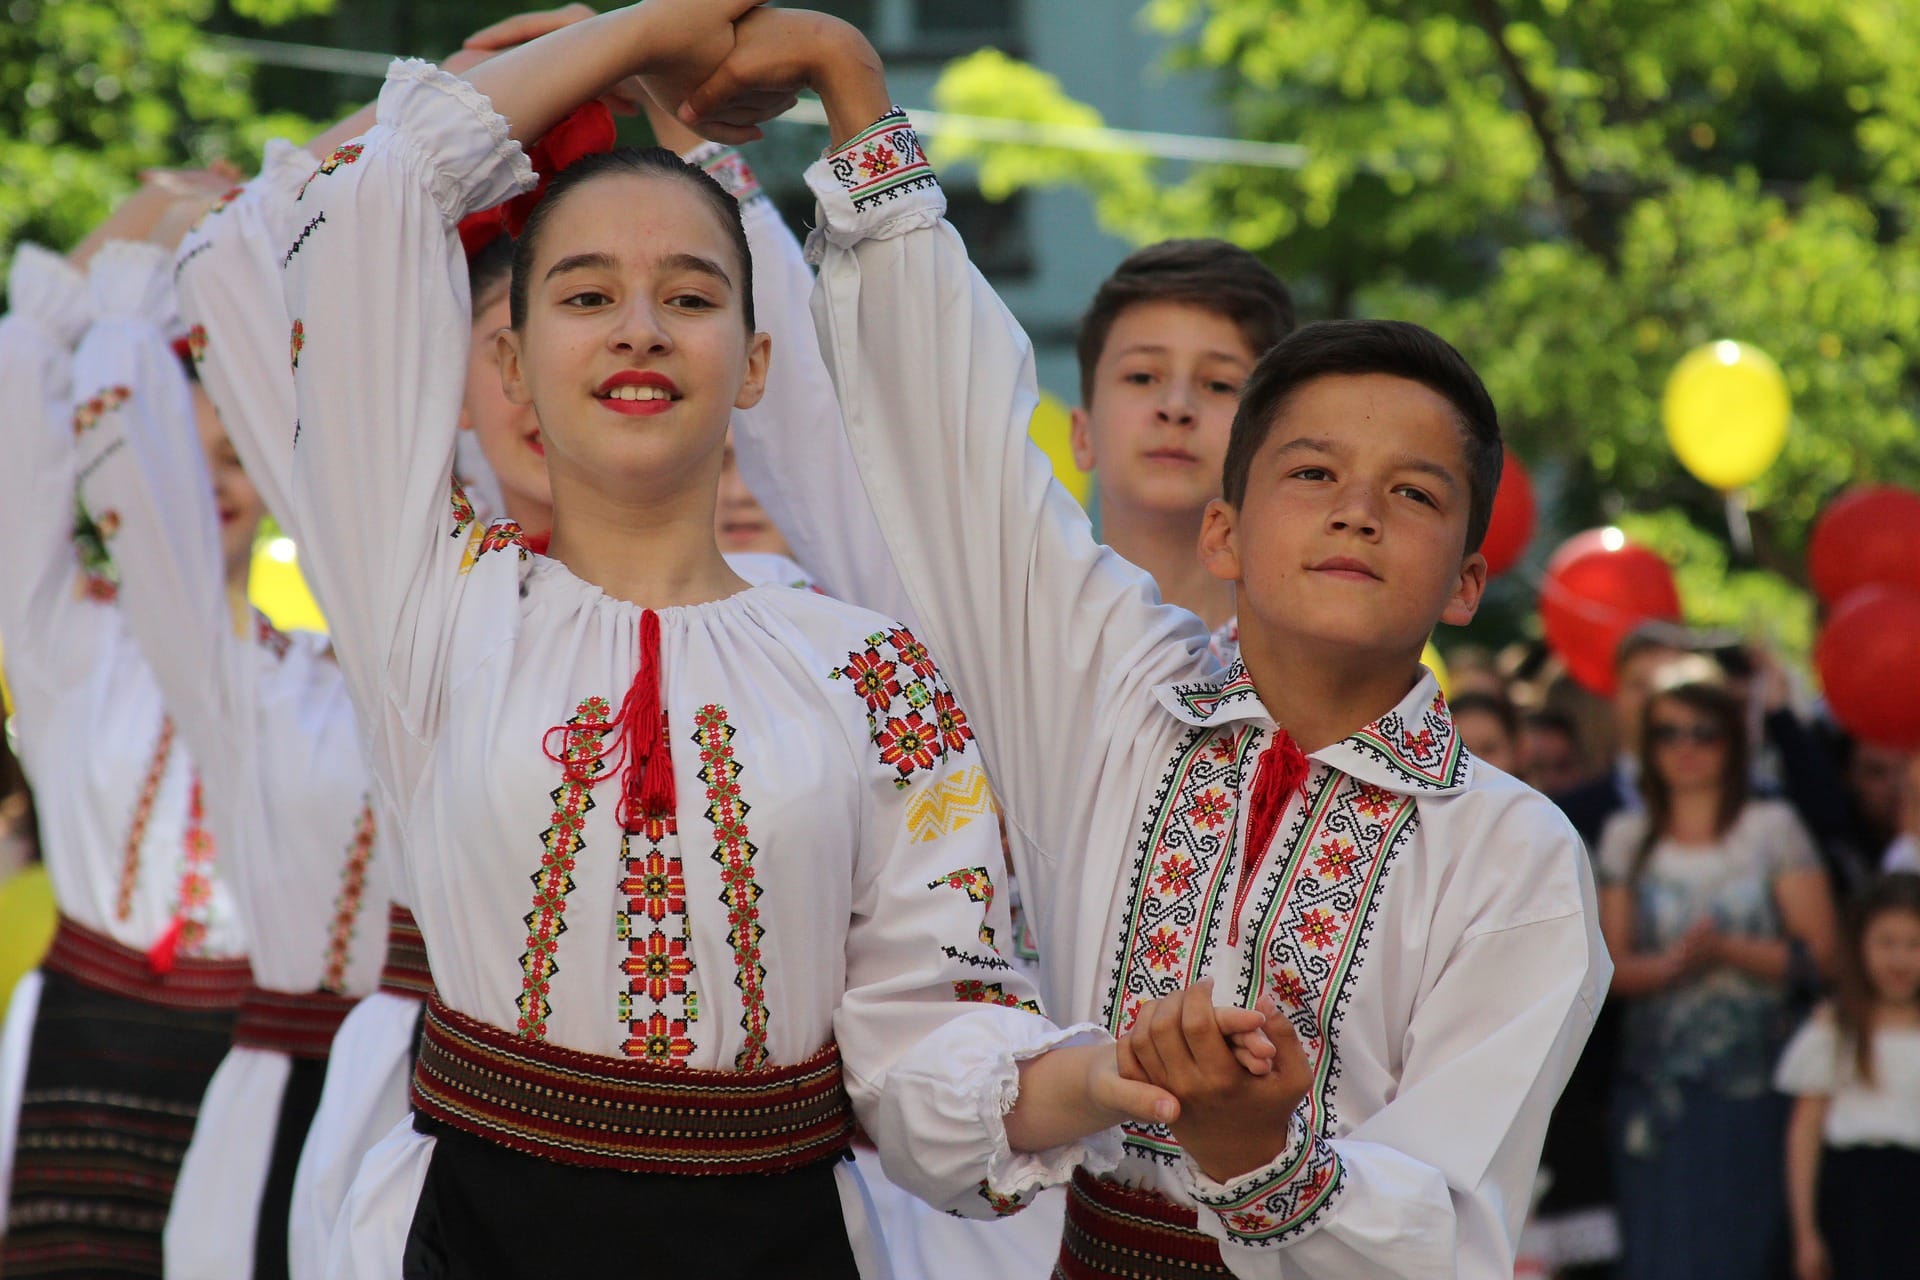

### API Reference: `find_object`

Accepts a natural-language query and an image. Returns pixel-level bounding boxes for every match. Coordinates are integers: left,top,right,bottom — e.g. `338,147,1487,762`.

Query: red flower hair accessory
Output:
457,100,618,261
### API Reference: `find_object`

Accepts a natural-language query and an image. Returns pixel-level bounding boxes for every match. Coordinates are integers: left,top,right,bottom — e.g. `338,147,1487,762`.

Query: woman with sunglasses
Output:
1597,676,1839,1280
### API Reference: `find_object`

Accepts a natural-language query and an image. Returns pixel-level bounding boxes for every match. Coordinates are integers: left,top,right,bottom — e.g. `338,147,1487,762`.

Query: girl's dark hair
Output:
508,147,755,335
1630,679,1751,880
468,232,516,317
1221,319,1503,553
1833,872,1920,1086
0,724,39,866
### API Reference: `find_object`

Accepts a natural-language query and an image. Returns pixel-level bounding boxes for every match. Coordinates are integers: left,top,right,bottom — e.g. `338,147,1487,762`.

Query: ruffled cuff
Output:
802,108,945,262
367,58,536,223
7,243,92,349
86,241,175,329
1179,1102,1346,1248
876,1010,1122,1216
682,141,767,208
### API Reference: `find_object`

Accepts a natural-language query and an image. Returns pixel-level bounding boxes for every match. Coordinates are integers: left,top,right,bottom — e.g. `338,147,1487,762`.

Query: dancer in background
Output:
68,185,390,1277
0,192,249,1279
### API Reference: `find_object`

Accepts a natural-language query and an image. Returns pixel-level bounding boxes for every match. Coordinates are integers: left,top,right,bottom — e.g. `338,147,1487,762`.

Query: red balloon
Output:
1816,585,1920,750
1807,485,1920,606
1540,530,1684,696
1481,454,1537,577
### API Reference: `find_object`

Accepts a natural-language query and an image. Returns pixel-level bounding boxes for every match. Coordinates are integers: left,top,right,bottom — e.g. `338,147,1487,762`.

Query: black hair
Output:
509,147,754,335
1614,620,1696,673
468,232,516,318
1450,691,1520,741
1076,239,1295,406
1220,319,1503,554
1522,707,1581,742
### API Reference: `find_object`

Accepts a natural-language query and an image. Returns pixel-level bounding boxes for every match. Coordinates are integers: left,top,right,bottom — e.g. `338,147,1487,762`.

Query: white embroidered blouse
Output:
0,243,246,962
275,61,1114,1216
70,240,388,999
802,110,1612,1278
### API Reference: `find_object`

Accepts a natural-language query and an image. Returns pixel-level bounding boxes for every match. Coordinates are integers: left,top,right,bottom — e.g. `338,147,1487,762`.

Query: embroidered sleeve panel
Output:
683,141,766,207
1182,1102,1347,1247
829,624,977,791
803,108,946,259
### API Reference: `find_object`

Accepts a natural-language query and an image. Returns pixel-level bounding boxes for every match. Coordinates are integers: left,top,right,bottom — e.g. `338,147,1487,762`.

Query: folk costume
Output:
710,138,1070,1280
67,240,390,1280
0,245,249,1277
280,63,1116,1277
794,110,1612,1279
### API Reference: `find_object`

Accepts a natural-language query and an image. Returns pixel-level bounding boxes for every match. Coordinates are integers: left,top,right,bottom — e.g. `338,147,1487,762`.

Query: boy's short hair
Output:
1220,319,1503,554
1075,240,1296,406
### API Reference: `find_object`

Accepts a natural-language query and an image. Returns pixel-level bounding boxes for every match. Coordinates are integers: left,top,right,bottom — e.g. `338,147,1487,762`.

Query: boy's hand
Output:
680,7,889,146
1119,981,1311,1184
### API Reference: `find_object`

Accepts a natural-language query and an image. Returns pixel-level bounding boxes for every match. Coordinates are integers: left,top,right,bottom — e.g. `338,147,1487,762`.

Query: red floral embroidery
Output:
696,705,768,1070
1187,788,1232,832
1143,926,1185,972
289,319,305,373
517,697,612,1040
321,803,376,993
115,719,176,921
841,648,900,711
1312,837,1359,882
299,142,363,199
72,386,131,437
1154,852,1197,898
1295,907,1340,951
952,980,1040,1014
876,712,940,778
932,691,972,755
928,866,997,949
173,776,218,956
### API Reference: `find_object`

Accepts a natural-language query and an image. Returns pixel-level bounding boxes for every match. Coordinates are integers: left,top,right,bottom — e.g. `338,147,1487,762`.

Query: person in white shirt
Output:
274,5,1254,1273
674,11,1612,1278
1778,873,1920,1280
0,193,250,1277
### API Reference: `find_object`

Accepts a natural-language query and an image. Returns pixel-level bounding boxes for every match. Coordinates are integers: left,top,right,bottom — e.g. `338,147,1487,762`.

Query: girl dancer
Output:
0,193,249,1278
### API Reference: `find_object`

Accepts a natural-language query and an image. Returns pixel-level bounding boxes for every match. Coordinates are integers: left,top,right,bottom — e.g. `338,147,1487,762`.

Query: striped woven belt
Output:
377,904,433,998
411,993,856,1176
231,986,360,1059
1054,1168,1233,1279
43,915,252,1012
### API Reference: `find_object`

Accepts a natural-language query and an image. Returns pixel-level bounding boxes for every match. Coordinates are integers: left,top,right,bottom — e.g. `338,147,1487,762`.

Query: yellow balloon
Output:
1029,392,1093,508
249,538,328,634
0,866,57,1016
1662,340,1790,491
1422,640,1451,699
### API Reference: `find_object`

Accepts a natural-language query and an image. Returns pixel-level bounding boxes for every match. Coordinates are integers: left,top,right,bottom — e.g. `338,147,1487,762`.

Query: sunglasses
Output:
1650,722,1726,747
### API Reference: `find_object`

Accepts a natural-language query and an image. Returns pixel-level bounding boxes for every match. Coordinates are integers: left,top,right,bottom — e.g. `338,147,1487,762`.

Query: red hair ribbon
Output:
1227,729,1309,948
541,608,676,835
457,101,618,261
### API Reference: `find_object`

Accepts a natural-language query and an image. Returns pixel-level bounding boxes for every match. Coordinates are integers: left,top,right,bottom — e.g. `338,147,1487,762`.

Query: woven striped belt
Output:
1054,1168,1232,1279
232,986,360,1059
411,993,855,1176
377,904,433,998
43,915,252,1012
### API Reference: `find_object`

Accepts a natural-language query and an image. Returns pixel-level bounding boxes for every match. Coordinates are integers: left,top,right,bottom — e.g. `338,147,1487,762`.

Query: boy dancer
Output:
681,12,1610,1275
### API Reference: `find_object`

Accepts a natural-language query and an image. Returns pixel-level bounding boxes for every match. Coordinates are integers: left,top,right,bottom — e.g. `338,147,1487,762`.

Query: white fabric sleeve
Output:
1774,1012,1839,1096
281,60,533,799
174,140,319,545
0,243,103,723
803,111,1211,874
687,141,913,622
835,650,1119,1219
1178,815,1608,1280
69,242,256,810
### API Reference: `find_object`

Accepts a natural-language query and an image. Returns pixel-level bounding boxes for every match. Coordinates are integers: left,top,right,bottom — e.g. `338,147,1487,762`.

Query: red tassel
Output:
615,609,675,833
147,916,183,976
1229,729,1309,947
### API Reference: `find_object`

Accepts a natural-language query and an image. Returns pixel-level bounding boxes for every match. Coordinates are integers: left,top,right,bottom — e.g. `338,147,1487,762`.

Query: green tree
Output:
0,0,324,260
933,0,1920,653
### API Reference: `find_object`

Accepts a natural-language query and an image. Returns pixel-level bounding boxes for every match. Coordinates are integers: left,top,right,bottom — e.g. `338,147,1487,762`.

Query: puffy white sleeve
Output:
689,142,912,622
69,242,256,808
834,643,1119,1219
282,60,533,796
1180,804,1609,1280
0,243,103,724
804,111,1210,876
1774,1012,1839,1096
174,140,318,543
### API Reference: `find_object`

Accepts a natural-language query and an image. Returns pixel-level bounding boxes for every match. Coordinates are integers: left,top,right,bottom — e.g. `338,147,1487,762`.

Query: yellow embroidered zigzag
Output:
905,765,998,844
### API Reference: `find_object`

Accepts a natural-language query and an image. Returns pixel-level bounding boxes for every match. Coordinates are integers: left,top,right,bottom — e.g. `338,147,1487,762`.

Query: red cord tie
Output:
541,609,676,834
458,101,618,260
1228,729,1309,948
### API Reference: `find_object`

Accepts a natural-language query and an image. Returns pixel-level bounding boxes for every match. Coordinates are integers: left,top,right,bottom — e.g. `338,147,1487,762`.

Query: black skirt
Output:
401,1115,861,1279
1817,1143,1920,1280
1,970,236,1278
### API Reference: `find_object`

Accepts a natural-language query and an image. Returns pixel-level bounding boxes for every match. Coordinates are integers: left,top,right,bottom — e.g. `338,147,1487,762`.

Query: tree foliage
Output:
0,0,319,259
933,0,1920,652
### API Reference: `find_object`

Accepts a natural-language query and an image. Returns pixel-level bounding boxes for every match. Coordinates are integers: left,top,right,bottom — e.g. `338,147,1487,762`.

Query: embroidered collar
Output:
1154,660,1471,797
